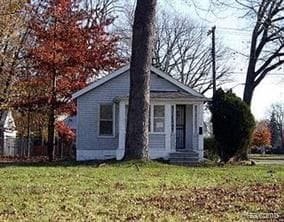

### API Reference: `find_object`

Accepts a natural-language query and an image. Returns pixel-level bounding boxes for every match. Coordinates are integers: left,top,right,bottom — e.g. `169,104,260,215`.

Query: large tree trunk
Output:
124,0,157,160
47,69,56,162
47,107,55,161
243,71,255,106
243,83,254,106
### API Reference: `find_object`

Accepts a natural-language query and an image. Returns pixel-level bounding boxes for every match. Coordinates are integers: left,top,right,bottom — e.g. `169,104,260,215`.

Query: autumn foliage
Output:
56,121,75,142
251,121,272,147
12,0,122,160
15,0,122,112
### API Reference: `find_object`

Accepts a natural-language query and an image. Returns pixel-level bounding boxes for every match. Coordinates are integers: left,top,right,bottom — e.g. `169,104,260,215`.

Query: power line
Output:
216,26,252,33
236,73,283,76
119,25,253,33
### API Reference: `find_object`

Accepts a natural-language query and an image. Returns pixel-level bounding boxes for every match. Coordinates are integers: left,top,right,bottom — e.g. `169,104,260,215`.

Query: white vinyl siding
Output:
76,68,204,161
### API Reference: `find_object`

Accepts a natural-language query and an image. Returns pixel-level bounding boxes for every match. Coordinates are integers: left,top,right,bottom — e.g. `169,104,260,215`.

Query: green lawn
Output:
0,161,283,221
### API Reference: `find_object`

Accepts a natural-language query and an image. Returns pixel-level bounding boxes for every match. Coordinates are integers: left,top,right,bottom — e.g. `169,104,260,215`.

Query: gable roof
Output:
72,64,206,99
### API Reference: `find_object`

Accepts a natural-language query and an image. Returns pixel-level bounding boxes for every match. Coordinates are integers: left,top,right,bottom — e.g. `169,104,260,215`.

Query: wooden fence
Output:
0,137,75,160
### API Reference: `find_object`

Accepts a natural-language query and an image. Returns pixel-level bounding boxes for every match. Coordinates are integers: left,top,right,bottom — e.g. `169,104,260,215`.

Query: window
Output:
126,105,152,132
153,105,165,132
125,104,165,133
99,104,114,136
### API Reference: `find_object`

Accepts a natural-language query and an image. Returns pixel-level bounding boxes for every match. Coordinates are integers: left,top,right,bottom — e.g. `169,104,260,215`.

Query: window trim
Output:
98,103,115,138
151,104,166,134
123,103,166,135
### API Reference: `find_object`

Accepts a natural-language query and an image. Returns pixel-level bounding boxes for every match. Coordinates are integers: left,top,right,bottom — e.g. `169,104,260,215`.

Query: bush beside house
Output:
209,89,255,162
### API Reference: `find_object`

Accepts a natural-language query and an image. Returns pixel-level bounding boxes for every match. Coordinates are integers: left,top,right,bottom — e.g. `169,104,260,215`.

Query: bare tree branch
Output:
115,7,232,94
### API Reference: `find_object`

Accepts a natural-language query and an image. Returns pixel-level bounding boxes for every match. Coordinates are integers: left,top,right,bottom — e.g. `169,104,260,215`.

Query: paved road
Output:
250,154,284,165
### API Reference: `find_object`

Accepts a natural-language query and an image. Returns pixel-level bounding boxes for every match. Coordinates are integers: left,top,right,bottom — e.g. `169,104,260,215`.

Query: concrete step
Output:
169,159,200,165
169,151,200,165
170,157,199,162
170,153,198,157
169,152,198,158
169,161,200,166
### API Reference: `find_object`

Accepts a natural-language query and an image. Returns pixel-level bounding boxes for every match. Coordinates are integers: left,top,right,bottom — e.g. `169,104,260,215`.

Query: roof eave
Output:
72,64,208,100
72,64,130,100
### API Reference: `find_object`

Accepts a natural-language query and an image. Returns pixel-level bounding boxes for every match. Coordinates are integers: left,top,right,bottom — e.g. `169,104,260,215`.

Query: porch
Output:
116,92,204,161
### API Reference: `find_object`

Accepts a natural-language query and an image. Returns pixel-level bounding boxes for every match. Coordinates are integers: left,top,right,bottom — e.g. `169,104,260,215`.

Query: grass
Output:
0,161,283,221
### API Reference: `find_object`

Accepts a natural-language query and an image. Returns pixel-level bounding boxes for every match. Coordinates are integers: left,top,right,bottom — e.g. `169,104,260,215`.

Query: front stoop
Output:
169,151,200,165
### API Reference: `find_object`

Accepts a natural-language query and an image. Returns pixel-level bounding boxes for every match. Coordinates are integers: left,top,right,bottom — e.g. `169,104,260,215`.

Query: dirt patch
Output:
131,184,283,218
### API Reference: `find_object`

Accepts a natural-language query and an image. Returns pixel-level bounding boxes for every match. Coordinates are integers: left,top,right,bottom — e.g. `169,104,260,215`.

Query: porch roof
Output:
114,91,208,102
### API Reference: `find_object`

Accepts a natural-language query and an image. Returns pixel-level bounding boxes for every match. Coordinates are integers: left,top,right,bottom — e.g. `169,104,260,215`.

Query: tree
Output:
153,12,231,94
269,111,281,148
19,0,121,161
116,8,231,94
238,0,284,105
124,0,157,160
199,0,284,105
251,121,271,147
209,88,255,162
0,0,28,109
268,103,284,148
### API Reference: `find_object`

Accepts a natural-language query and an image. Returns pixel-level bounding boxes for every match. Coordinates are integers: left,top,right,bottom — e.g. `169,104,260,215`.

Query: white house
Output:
0,111,17,156
72,65,208,163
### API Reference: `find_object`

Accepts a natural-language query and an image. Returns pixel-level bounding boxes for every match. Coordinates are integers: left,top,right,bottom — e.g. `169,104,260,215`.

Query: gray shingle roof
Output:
114,90,207,102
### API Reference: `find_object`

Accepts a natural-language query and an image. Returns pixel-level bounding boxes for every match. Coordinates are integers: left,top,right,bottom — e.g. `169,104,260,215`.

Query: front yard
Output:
0,161,283,221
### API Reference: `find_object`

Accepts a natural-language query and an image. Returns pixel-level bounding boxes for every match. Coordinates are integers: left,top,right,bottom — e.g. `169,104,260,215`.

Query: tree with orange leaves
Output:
15,0,122,161
251,121,272,148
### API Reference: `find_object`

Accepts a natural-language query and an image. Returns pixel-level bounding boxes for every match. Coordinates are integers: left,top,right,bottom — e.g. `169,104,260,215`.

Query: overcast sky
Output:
159,0,284,120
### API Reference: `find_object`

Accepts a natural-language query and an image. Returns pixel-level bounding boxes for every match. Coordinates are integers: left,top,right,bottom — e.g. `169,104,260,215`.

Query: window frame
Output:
98,103,115,138
124,103,166,134
151,104,166,134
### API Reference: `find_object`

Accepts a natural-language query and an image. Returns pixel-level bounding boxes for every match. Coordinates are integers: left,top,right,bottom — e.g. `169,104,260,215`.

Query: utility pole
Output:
208,26,216,95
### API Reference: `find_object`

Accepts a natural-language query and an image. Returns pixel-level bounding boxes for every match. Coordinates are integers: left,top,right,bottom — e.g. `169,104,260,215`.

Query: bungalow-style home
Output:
72,65,207,163
0,111,17,156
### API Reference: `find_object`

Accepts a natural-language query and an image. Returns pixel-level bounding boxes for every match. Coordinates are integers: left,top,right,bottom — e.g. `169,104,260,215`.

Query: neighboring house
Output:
63,115,77,133
72,65,207,163
0,111,17,156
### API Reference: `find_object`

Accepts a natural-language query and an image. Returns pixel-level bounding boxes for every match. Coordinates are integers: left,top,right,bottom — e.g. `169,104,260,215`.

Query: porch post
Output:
193,103,204,160
192,104,198,152
116,101,126,160
165,104,171,155
172,104,176,152
198,103,204,159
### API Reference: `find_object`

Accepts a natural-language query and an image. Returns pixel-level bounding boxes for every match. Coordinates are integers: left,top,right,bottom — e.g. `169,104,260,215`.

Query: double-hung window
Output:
99,104,114,136
153,105,165,133
124,104,165,133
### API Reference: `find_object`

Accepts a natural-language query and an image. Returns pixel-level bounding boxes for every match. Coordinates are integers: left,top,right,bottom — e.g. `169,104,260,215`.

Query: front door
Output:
176,105,186,150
